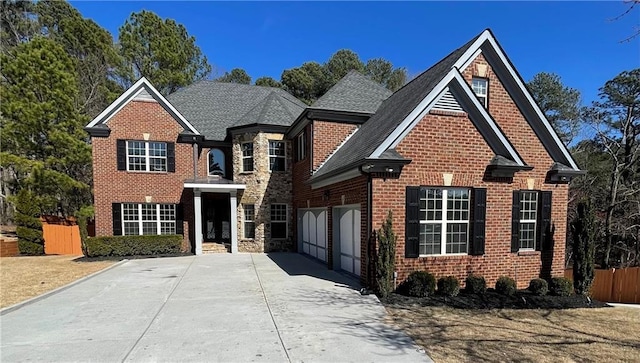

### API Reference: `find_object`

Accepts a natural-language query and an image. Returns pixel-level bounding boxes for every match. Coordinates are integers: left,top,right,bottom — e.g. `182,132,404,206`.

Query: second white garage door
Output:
299,209,328,262
335,206,361,276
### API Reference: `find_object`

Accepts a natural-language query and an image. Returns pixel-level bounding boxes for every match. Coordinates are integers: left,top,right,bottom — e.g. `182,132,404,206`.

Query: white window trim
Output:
419,188,470,257
270,203,288,239
472,77,488,108
241,142,254,173
243,204,255,239
519,191,538,251
121,203,175,236
125,140,167,173
297,132,306,161
268,140,287,172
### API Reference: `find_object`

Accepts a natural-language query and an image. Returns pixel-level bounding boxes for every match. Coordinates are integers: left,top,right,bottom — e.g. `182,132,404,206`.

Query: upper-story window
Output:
419,188,470,255
242,142,253,172
127,141,167,172
296,132,306,161
208,148,225,177
269,140,286,171
472,77,488,107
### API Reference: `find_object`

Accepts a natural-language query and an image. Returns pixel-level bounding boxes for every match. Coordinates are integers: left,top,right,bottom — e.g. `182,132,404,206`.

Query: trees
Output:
216,68,251,84
528,72,581,145
364,58,407,92
254,76,282,88
118,10,211,96
571,200,596,295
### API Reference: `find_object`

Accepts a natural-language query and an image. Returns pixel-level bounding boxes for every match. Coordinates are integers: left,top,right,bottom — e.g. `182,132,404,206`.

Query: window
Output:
419,188,470,255
519,191,538,250
269,140,286,171
121,203,176,235
208,149,225,177
126,141,167,172
241,142,253,172
472,77,488,107
296,132,306,161
270,204,287,239
243,204,255,239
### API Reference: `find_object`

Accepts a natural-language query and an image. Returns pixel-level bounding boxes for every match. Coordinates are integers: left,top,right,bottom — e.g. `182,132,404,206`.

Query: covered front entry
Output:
298,208,328,263
333,205,361,276
184,179,246,255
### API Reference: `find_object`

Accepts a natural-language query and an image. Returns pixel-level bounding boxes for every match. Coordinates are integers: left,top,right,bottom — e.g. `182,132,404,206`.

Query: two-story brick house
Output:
86,29,583,287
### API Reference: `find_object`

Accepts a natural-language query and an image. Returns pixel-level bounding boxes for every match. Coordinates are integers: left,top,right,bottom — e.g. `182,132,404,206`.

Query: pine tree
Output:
571,200,596,295
376,211,396,298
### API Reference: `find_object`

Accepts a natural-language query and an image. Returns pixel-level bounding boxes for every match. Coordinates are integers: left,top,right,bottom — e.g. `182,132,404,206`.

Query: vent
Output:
432,87,463,113
133,88,156,102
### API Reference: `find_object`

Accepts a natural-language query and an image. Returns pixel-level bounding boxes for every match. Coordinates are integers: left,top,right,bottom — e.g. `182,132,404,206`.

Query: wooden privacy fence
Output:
41,216,82,255
565,267,640,304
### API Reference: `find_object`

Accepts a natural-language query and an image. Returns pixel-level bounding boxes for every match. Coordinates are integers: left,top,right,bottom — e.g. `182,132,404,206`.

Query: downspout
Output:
367,174,373,289
192,142,198,180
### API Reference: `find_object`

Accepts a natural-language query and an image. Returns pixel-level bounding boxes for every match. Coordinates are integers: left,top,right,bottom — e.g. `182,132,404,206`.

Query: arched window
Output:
208,149,225,177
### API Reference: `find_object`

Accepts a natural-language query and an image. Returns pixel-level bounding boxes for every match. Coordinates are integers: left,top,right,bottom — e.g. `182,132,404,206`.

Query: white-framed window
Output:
122,203,176,235
243,204,255,239
471,77,488,107
270,204,287,239
296,132,306,161
268,140,286,171
241,142,253,172
519,191,538,250
126,141,167,172
419,188,470,255
208,148,225,177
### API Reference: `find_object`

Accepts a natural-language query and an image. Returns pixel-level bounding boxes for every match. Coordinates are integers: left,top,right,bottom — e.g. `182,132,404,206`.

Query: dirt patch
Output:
384,295,640,362
0,255,115,308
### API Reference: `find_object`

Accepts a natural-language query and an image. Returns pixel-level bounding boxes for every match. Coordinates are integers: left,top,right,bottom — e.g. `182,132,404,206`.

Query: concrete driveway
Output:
1,253,430,362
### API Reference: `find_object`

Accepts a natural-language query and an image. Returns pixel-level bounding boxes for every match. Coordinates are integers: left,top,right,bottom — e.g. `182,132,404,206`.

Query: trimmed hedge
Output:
495,276,517,296
85,235,182,257
18,240,44,255
437,276,460,297
465,274,487,294
549,277,574,297
528,278,549,296
398,271,436,297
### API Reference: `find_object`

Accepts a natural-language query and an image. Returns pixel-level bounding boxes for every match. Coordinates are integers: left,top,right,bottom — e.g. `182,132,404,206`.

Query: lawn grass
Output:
385,304,640,362
0,255,115,308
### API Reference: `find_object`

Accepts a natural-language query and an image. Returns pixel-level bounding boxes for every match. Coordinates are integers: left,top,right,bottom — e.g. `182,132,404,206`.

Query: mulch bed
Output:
381,289,610,310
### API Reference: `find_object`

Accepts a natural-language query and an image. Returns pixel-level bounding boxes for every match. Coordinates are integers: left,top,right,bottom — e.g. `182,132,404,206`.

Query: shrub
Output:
571,200,596,295
465,274,487,294
528,278,549,296
375,211,396,298
84,235,182,257
18,240,44,255
398,271,436,297
549,277,574,296
495,276,517,296
437,276,460,297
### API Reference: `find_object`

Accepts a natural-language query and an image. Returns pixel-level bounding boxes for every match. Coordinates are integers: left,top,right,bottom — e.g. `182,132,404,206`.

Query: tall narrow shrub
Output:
571,200,596,295
376,211,396,298
13,189,44,255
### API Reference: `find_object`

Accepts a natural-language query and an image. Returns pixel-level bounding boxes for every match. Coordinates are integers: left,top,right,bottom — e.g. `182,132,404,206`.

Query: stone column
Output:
230,190,239,254
194,189,203,255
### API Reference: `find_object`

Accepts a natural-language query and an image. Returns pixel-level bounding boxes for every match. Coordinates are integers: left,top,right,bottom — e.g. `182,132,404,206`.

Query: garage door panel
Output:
317,211,327,248
299,209,327,264
354,209,361,258
341,255,354,274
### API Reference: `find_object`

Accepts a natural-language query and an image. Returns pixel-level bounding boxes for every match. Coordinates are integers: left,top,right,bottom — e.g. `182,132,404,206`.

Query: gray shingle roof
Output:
167,81,306,141
312,33,482,180
311,70,392,114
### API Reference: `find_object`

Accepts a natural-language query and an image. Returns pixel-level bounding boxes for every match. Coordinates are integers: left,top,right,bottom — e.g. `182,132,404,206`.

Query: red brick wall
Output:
311,120,357,171
371,54,568,289
91,100,194,251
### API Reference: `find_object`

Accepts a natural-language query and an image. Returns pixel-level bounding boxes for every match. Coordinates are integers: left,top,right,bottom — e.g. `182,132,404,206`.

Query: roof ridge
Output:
273,92,296,120
257,92,279,123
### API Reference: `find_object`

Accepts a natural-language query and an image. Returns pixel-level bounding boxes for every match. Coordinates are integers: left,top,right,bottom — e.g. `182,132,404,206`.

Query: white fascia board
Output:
86,77,200,135
369,70,458,158
453,30,491,70
183,183,246,191
310,168,361,190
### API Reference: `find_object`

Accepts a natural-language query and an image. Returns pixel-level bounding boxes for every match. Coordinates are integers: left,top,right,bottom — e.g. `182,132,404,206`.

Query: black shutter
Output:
112,203,122,235
167,142,175,172
536,191,552,251
175,203,184,235
116,140,126,171
470,188,486,256
405,186,420,258
511,191,521,253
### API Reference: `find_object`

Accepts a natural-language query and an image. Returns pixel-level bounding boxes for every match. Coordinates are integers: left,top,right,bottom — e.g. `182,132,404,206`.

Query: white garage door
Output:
338,207,361,276
299,209,327,262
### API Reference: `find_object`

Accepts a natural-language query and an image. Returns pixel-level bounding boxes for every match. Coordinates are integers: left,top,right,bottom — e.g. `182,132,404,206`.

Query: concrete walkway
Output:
1,253,430,362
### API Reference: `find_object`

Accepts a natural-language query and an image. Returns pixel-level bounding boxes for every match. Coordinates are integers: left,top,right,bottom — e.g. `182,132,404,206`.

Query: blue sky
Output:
72,1,639,105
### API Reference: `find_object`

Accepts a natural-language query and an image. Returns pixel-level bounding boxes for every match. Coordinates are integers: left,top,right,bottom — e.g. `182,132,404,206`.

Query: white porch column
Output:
194,189,203,255
230,191,239,254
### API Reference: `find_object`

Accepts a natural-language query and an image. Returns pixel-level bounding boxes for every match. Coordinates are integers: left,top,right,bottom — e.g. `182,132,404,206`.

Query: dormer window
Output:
472,77,488,107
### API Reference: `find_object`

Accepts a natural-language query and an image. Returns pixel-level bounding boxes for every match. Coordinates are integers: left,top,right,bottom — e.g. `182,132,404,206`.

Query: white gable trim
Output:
454,30,579,170
86,77,200,135
370,69,524,166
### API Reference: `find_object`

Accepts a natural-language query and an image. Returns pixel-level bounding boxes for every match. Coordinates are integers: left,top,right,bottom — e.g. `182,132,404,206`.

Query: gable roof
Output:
167,81,306,141
86,77,199,135
311,29,582,184
311,70,392,114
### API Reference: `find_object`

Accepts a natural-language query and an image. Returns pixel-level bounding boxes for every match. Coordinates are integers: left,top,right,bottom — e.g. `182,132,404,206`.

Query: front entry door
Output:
203,194,230,243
